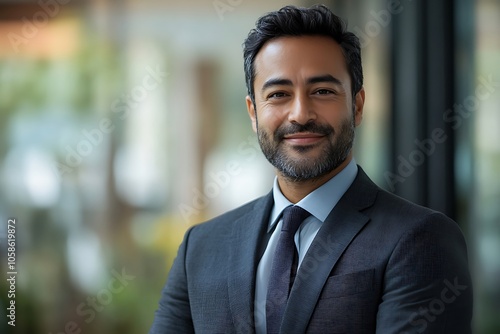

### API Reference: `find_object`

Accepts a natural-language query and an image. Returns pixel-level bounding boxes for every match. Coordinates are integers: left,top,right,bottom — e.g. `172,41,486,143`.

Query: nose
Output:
287,94,316,125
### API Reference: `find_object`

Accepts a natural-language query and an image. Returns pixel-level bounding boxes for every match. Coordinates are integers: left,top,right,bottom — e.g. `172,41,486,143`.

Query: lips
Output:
283,132,326,145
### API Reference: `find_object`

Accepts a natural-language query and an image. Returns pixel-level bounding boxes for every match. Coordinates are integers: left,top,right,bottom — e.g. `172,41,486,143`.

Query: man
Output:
150,5,472,333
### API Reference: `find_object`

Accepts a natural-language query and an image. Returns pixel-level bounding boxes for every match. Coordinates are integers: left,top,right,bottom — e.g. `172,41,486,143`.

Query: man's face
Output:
246,35,365,181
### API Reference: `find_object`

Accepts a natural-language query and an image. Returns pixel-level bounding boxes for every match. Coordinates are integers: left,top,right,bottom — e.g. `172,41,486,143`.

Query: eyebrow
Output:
261,74,343,93
261,78,293,92
307,74,343,86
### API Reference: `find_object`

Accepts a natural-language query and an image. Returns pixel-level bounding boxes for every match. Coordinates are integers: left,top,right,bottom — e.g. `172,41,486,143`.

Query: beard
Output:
257,116,355,182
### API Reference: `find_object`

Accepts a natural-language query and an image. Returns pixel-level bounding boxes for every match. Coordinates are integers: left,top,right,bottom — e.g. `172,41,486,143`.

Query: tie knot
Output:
281,206,311,234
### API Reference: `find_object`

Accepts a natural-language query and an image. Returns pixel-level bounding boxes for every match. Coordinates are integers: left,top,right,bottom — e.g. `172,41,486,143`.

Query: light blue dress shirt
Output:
254,159,358,333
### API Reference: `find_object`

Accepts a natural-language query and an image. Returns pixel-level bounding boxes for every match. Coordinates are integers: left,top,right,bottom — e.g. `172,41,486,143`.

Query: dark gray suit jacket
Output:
150,168,472,333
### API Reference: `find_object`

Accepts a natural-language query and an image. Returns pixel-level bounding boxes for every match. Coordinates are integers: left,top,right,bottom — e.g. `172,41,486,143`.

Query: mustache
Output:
274,122,334,140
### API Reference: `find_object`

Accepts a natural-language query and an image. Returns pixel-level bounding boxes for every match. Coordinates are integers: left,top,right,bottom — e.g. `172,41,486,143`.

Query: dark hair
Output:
243,5,363,105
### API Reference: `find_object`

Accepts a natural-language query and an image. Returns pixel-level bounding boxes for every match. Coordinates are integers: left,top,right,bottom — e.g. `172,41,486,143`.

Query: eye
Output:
314,89,335,95
268,91,288,99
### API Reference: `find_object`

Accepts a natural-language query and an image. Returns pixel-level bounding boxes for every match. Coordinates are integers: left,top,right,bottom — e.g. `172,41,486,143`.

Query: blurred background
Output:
0,0,498,333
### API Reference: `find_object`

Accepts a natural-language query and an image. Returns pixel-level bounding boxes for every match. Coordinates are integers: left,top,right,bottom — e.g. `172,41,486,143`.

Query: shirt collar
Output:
268,159,358,232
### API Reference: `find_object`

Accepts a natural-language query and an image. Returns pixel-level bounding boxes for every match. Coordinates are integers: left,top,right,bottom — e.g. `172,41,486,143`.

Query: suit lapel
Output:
228,192,274,333
281,168,379,333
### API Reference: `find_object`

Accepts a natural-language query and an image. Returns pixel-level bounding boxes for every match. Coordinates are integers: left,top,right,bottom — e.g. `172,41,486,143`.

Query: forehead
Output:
253,35,350,88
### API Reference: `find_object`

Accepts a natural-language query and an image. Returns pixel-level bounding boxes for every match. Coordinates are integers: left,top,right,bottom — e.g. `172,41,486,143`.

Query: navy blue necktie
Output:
266,206,311,333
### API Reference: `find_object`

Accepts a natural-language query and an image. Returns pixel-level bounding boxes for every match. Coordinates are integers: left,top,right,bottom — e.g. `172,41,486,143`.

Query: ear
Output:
246,96,257,133
354,87,365,127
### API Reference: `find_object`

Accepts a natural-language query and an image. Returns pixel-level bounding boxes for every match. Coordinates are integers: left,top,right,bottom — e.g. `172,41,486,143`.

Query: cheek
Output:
257,107,284,130
323,114,344,128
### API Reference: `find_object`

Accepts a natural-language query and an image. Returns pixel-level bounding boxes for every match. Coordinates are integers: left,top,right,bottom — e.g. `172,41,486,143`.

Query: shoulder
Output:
375,186,460,232
353,168,465,245
355,167,458,226
375,187,444,220
367,188,470,277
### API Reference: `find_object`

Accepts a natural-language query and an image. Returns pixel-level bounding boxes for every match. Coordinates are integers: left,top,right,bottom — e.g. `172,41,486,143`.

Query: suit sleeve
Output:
376,213,473,334
149,227,195,334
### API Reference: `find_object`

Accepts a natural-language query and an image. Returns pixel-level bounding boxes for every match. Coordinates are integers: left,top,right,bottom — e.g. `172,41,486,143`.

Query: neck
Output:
277,155,352,204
